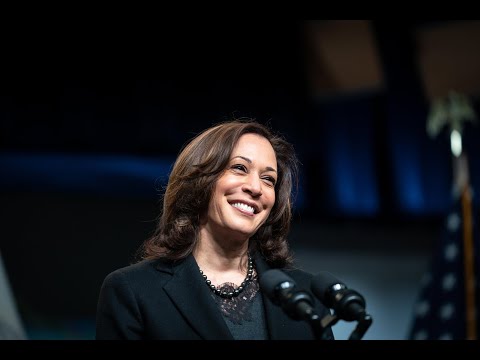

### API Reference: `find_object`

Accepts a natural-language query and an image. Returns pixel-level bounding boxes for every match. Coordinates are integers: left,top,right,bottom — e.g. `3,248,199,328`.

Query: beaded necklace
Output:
199,253,254,299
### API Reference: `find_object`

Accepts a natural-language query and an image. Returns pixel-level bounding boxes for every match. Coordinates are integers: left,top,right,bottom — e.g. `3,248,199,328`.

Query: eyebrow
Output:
231,156,277,173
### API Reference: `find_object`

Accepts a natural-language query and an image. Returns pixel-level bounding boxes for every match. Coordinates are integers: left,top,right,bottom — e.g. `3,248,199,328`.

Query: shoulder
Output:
254,253,313,285
283,267,313,279
102,258,172,288
282,267,314,289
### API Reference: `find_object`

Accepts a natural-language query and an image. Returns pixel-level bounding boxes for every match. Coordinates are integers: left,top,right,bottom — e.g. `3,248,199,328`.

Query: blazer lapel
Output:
161,255,234,340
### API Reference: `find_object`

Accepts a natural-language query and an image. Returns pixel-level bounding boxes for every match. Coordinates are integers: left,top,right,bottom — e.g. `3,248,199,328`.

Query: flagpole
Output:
456,154,476,339
428,90,477,339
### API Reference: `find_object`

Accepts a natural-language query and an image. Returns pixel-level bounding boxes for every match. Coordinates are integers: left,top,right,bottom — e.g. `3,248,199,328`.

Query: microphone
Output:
259,269,316,322
311,272,367,322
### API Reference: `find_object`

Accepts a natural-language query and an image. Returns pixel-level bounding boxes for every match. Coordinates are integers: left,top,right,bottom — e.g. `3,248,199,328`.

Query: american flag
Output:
408,191,479,340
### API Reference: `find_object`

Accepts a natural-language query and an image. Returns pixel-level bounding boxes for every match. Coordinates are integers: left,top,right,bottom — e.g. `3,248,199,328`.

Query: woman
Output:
96,120,333,340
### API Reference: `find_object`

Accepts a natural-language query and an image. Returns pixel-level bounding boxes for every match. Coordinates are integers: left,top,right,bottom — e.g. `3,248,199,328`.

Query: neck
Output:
194,230,250,272
193,240,251,287
194,244,249,272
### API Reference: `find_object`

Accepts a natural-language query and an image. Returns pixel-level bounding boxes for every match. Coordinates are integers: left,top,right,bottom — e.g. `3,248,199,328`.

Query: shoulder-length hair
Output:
139,119,298,268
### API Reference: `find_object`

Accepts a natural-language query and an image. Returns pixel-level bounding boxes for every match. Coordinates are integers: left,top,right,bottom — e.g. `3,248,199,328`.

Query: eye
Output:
263,176,276,187
231,164,247,172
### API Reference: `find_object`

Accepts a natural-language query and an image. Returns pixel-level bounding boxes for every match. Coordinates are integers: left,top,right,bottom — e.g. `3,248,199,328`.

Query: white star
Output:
446,213,461,232
415,300,430,317
438,333,453,340
413,330,428,340
444,243,458,261
442,273,456,291
439,303,455,320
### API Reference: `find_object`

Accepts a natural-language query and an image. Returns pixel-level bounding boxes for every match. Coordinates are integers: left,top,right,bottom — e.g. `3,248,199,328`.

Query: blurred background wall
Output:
1,20,479,340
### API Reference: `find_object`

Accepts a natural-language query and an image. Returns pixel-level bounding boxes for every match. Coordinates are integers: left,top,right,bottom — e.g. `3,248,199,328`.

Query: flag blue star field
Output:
408,194,479,340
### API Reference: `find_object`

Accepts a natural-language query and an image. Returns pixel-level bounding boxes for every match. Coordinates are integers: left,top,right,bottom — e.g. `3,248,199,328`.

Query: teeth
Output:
231,202,255,214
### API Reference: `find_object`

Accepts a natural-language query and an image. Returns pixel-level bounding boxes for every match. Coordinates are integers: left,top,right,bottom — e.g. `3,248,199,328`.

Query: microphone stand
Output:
302,306,336,340
316,310,372,340
284,291,335,340
316,313,338,340
348,312,373,340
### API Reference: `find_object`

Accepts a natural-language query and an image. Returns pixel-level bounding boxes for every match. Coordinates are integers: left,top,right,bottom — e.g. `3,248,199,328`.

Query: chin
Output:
230,224,262,239
221,215,265,238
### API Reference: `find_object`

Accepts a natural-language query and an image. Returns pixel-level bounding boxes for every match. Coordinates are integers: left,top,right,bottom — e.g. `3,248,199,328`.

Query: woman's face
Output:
204,133,278,241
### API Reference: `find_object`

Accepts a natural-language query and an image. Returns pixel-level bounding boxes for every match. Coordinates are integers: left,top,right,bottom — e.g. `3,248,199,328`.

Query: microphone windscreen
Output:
311,271,343,304
259,269,295,300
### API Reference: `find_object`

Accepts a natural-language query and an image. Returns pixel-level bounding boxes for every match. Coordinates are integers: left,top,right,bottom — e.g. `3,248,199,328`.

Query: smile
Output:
231,202,256,215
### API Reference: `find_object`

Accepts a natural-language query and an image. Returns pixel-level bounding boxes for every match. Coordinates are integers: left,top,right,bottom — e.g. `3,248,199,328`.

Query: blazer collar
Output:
160,254,234,340
156,252,299,340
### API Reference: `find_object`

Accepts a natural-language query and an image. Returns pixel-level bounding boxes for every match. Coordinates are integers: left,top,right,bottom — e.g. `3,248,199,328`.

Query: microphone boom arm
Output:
348,312,372,340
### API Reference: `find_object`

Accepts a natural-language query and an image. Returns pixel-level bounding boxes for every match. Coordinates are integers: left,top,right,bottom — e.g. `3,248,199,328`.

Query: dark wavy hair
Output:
138,119,299,268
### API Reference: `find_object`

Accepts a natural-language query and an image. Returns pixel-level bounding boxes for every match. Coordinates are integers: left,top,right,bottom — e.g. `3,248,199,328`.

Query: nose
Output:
242,173,262,197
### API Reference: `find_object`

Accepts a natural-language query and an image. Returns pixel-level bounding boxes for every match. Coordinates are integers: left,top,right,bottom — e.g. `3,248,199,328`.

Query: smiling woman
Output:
95,119,334,340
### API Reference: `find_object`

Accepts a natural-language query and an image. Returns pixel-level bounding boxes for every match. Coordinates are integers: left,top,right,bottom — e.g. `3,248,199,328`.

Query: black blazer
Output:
96,252,333,340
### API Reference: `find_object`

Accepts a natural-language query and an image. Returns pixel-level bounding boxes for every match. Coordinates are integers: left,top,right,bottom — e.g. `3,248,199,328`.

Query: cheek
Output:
216,175,239,193
263,189,276,210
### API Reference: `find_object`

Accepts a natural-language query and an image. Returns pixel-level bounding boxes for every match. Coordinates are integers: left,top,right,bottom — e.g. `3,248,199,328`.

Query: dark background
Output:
1,20,479,339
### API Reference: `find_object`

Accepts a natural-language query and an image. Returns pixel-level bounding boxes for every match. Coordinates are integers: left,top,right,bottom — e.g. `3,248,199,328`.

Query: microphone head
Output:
311,271,367,321
260,269,315,321
259,269,295,305
311,271,346,307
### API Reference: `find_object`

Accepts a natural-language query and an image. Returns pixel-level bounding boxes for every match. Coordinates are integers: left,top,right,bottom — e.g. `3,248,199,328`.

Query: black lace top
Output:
210,276,268,340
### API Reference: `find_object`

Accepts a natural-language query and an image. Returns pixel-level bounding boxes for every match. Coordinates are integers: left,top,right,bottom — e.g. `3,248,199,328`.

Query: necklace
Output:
199,253,254,299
